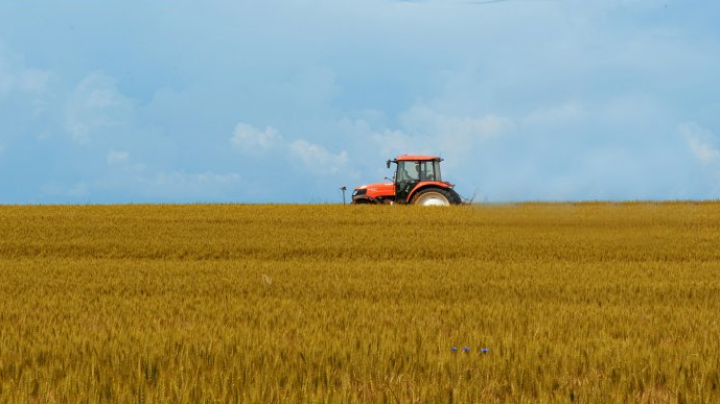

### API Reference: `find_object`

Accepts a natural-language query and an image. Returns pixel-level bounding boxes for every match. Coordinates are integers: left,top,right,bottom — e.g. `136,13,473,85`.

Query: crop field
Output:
1,203,720,403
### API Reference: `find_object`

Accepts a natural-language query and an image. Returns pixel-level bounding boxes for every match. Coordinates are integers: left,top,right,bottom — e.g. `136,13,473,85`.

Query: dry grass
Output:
1,203,719,403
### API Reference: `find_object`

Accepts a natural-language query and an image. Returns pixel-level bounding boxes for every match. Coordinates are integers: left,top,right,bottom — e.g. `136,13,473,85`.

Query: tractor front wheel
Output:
411,188,461,206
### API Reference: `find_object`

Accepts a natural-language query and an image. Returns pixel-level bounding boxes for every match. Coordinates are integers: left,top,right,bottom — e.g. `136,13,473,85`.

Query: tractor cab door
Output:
395,161,421,203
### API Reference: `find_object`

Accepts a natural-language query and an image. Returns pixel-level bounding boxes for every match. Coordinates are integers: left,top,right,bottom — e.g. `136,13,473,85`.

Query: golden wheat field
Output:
1,203,719,403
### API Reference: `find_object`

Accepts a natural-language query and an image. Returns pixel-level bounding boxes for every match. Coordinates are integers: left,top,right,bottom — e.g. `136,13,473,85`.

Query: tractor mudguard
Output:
406,181,453,203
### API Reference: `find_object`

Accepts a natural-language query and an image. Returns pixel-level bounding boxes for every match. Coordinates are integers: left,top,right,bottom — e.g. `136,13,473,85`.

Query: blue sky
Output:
1,0,719,203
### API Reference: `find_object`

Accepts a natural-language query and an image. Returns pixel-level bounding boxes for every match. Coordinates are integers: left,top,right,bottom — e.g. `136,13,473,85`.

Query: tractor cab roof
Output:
394,154,442,162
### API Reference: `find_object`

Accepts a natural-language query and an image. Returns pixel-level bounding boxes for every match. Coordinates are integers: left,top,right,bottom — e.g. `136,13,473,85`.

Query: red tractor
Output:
351,155,463,206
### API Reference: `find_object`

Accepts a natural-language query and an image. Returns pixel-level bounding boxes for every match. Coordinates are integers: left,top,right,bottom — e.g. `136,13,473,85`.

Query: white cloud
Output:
65,72,134,143
105,149,146,173
15,69,49,93
0,43,50,97
289,139,348,174
230,122,348,175
371,128,426,157
106,150,129,165
400,104,512,140
680,122,720,164
231,123,282,152
367,104,514,166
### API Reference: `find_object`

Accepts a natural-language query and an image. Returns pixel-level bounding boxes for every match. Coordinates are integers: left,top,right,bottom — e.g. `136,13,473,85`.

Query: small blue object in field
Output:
463,347,470,352
481,348,489,353
451,346,458,352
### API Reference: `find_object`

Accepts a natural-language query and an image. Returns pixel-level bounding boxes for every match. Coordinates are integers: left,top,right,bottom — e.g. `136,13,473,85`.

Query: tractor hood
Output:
354,182,395,198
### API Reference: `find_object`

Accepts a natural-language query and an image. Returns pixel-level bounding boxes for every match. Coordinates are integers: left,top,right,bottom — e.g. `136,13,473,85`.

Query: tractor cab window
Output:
419,161,441,181
397,161,420,183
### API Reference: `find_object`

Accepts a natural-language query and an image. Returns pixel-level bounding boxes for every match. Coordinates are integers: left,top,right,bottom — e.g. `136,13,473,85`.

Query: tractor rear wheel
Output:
411,188,461,206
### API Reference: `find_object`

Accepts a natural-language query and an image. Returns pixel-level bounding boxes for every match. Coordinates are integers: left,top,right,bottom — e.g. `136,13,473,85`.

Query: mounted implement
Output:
351,155,462,206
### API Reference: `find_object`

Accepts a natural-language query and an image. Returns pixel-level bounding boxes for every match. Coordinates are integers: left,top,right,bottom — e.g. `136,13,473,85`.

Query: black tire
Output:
446,188,463,205
410,188,462,206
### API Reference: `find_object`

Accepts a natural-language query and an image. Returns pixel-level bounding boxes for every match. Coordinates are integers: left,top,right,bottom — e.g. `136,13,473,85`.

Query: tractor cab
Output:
352,155,462,205
390,155,443,202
